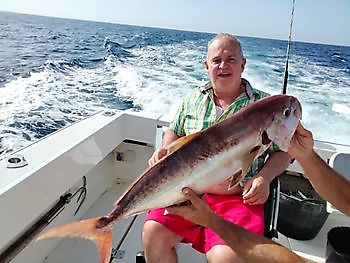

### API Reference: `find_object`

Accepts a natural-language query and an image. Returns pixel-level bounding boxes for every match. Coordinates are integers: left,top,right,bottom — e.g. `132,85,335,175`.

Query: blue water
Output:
0,11,349,155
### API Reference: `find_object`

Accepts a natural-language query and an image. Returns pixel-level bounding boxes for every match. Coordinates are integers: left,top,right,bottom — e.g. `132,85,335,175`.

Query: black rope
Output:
282,0,296,95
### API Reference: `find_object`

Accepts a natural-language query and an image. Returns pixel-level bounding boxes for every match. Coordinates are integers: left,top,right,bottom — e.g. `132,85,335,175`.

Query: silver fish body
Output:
105,94,301,223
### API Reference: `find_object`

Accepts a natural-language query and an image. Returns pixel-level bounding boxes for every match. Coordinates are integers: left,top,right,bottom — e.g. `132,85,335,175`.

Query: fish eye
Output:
283,108,291,118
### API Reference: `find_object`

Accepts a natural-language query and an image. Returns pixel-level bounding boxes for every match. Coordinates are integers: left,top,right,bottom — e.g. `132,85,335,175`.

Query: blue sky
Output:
1,0,349,46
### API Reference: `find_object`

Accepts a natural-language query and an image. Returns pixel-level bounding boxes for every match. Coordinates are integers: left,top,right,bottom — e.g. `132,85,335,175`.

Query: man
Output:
142,33,291,263
167,122,350,263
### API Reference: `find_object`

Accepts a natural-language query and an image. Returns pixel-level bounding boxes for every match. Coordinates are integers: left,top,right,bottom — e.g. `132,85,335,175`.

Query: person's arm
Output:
243,151,291,205
288,122,350,216
167,188,306,263
148,129,180,166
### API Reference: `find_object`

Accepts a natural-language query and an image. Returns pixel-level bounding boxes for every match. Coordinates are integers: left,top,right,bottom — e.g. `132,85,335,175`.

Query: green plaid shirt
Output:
169,78,279,181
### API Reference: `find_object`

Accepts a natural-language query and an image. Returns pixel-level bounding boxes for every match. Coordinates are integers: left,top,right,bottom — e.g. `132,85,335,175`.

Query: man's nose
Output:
219,60,227,68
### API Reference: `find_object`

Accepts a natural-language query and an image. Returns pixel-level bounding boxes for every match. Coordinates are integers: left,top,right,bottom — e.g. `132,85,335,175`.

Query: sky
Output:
0,0,349,46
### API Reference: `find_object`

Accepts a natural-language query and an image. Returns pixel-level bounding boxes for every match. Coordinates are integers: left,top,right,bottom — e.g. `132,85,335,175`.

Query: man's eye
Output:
212,59,221,64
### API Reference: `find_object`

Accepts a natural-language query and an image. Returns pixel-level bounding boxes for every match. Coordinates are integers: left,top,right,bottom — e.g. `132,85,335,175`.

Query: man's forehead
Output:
208,39,239,56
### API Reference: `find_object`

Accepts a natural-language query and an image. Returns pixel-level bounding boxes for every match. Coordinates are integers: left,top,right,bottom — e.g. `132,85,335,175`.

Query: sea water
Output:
0,11,349,155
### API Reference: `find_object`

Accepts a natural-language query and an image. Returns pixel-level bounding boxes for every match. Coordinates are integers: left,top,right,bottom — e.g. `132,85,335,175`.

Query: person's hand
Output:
242,175,269,205
148,147,168,166
166,188,215,228
288,122,314,162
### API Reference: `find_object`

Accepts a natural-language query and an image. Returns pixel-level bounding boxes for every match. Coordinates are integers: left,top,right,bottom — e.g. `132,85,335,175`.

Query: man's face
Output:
204,38,246,90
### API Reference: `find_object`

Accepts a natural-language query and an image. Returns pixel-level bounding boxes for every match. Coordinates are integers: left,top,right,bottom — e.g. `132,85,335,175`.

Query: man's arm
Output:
243,151,291,205
148,129,179,166
167,188,306,263
288,123,350,216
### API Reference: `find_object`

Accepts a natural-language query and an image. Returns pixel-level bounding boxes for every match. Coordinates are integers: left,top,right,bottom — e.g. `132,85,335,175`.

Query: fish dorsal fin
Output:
227,145,261,190
167,131,202,154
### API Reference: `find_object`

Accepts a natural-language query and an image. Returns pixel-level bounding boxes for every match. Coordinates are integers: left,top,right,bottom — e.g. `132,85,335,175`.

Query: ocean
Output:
0,11,349,155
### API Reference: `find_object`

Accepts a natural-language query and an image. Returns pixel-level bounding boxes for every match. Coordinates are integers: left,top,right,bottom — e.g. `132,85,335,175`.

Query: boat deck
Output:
276,213,350,263
41,181,206,263
41,178,350,263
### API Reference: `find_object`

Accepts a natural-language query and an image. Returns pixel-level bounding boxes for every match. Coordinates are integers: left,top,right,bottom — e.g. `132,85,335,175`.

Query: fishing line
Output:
282,0,296,95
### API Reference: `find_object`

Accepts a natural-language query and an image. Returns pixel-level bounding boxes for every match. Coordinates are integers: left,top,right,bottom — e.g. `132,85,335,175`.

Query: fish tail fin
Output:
36,217,113,263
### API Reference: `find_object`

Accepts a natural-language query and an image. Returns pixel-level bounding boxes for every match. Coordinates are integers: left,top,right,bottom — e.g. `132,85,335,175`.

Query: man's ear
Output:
204,60,209,70
241,57,246,72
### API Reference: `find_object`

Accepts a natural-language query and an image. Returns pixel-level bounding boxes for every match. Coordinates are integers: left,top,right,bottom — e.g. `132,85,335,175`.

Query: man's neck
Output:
213,82,245,109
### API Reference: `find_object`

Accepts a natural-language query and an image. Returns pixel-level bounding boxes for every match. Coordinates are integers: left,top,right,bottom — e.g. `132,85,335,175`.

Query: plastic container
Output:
277,192,329,240
326,226,350,263
278,173,329,240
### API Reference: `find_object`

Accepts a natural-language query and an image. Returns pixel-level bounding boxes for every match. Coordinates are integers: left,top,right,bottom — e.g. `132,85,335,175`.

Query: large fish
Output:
36,94,301,263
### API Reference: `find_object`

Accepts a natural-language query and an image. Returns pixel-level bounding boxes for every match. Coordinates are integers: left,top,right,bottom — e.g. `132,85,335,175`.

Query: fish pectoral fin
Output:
36,217,113,263
226,146,261,190
241,145,261,179
227,170,243,190
167,131,202,154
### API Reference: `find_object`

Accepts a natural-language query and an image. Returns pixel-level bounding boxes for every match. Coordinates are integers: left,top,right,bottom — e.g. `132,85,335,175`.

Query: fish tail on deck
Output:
36,217,113,263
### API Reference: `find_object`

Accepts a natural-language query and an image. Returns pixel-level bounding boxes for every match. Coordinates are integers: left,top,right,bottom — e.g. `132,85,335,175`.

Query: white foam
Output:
332,103,350,115
111,43,207,120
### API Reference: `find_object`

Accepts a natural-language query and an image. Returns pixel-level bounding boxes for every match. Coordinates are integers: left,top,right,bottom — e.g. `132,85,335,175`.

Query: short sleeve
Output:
169,97,186,137
269,142,281,153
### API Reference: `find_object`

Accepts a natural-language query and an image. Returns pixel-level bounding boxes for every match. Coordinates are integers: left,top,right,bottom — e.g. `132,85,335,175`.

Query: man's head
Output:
204,33,246,94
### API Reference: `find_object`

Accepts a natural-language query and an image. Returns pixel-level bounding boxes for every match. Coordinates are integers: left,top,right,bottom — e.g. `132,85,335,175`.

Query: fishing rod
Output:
282,0,296,95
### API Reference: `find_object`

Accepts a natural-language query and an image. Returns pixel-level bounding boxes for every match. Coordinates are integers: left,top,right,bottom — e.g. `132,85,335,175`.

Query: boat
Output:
0,108,350,263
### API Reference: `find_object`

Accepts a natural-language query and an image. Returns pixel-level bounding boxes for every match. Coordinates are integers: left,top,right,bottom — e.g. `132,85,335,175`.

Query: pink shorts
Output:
145,194,264,253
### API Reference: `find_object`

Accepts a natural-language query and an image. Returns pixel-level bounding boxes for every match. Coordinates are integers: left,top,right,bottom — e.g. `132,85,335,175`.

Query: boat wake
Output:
332,103,350,115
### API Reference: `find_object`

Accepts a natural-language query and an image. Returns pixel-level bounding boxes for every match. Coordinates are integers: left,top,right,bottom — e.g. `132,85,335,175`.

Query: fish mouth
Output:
262,130,272,145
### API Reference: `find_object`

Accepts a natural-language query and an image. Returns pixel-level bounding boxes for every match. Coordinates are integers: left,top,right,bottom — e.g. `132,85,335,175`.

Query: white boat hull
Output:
1,109,349,263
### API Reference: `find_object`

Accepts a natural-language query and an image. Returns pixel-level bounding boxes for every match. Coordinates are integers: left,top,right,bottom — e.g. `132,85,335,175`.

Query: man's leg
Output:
203,194,264,263
142,220,183,263
206,244,244,263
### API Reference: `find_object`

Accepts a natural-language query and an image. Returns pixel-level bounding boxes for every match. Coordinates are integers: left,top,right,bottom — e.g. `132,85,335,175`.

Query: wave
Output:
103,37,134,59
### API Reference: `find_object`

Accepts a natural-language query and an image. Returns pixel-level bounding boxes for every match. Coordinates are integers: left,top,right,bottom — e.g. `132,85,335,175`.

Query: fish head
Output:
264,95,302,151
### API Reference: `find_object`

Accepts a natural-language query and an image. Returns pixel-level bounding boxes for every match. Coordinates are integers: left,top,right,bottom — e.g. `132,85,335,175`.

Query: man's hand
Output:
148,147,168,166
288,122,314,162
242,175,270,205
148,129,180,166
166,188,215,228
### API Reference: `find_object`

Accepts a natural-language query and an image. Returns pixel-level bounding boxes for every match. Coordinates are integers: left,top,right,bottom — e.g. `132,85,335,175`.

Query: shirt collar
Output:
200,78,254,100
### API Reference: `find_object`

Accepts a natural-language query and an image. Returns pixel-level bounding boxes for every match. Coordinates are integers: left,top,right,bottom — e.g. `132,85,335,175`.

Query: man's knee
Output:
142,220,182,248
206,244,243,263
142,221,183,263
